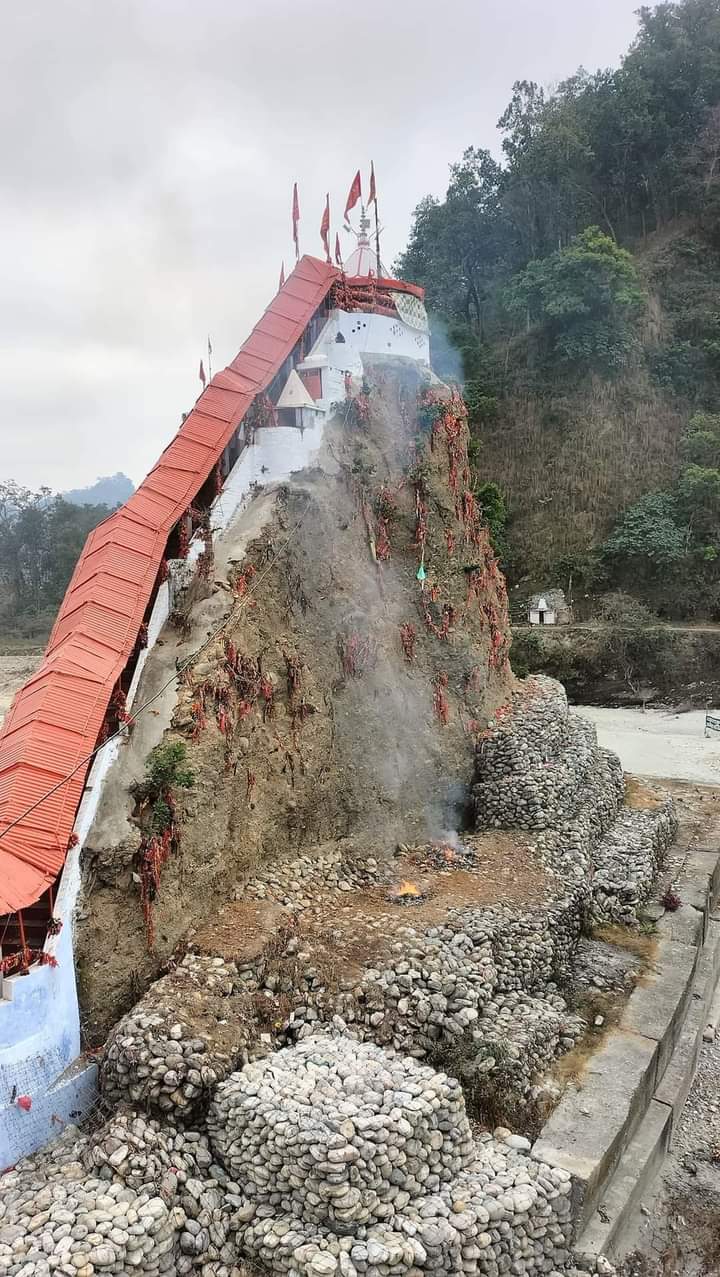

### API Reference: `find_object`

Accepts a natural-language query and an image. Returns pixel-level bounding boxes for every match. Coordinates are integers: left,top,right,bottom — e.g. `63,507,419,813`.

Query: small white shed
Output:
528,589,572,626
529,595,556,626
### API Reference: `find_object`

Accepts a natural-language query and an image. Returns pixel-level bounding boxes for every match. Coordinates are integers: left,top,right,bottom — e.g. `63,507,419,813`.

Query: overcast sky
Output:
1,0,646,492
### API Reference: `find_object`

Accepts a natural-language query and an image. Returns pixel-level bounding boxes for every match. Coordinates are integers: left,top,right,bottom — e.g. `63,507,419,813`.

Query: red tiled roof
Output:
0,255,339,915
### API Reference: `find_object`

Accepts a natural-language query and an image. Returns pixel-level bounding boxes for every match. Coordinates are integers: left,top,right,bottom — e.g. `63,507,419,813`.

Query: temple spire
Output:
344,204,384,277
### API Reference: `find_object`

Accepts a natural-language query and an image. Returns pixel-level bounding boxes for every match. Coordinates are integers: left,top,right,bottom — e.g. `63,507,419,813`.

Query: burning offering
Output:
387,878,426,904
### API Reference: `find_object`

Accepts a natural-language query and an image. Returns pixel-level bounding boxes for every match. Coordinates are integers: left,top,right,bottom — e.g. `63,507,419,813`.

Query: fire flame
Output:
392,879,422,898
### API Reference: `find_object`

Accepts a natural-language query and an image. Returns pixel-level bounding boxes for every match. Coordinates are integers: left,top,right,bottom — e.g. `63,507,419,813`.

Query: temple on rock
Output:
0,213,431,1167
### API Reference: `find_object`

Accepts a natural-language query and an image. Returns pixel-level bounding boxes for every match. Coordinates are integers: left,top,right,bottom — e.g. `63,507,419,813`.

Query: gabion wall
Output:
208,1036,576,1277
6,672,665,1277
473,676,677,923
101,679,676,1131
101,955,255,1123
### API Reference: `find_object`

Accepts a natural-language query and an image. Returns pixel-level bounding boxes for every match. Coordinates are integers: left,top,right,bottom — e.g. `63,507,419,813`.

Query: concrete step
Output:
532,1028,661,1228
533,841,720,1261
573,916,720,1263
532,932,699,1228
574,1101,672,1266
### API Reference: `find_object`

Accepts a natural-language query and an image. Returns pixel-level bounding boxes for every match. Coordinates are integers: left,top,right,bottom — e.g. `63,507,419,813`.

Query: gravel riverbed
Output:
575,707,720,786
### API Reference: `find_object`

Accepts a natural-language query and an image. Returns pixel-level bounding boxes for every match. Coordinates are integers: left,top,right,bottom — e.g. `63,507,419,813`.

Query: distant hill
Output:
62,472,134,508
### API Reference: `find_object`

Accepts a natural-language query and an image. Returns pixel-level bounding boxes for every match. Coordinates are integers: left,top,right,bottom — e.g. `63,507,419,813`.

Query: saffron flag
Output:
335,232,343,268
369,161,377,207
344,170,362,224
279,261,285,289
320,193,331,262
199,360,206,387
292,182,300,260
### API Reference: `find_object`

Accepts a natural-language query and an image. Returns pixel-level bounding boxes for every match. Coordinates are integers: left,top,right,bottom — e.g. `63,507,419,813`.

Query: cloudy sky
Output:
1,0,645,492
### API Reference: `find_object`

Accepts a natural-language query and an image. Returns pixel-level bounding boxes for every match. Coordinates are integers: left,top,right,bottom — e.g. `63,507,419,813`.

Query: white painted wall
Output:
208,417,327,534
308,308,430,410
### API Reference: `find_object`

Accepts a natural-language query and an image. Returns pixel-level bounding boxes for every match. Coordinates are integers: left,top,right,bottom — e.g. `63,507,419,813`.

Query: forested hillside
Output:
0,481,113,639
397,0,720,619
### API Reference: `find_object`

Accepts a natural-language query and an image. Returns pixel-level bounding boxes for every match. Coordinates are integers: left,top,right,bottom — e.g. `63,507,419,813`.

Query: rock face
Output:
207,1035,576,1277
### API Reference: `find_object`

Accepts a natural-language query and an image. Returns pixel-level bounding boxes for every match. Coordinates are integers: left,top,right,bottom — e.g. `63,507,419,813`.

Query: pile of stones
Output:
473,679,612,832
1,1035,616,1277
208,1036,475,1228
0,1109,257,1276
207,1035,582,1277
298,928,498,1055
591,805,678,926
83,1110,246,1274
473,676,677,926
0,1127,188,1277
455,898,585,994
101,678,677,1134
274,919,581,1106
103,906,580,1122
464,991,584,1106
101,955,258,1122
245,845,378,907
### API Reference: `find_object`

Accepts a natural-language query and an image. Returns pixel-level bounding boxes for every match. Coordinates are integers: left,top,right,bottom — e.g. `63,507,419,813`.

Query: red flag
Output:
344,170,362,224
320,193,331,262
369,161,377,207
279,261,285,289
292,182,300,260
199,360,206,387
335,232,343,268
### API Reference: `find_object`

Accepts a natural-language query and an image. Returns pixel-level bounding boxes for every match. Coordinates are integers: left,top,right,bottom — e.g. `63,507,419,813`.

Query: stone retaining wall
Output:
8,673,680,1277
0,1035,593,1277
102,680,678,1135
473,676,677,922
208,1036,576,1277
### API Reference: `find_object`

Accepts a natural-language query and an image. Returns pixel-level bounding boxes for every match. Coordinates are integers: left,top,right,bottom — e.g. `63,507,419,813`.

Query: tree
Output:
680,410,720,465
675,463,720,542
0,481,111,634
475,482,508,560
0,481,52,618
505,227,644,372
602,490,690,579
397,150,508,335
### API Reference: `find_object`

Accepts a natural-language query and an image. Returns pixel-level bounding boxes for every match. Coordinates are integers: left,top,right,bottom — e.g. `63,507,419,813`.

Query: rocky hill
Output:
76,366,513,1039
2,368,693,1277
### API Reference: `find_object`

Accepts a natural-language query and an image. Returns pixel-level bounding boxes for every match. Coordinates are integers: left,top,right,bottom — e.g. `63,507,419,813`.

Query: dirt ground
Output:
0,645,42,722
189,832,553,983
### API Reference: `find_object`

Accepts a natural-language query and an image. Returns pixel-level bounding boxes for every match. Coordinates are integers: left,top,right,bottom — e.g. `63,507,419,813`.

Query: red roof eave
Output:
0,255,340,915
